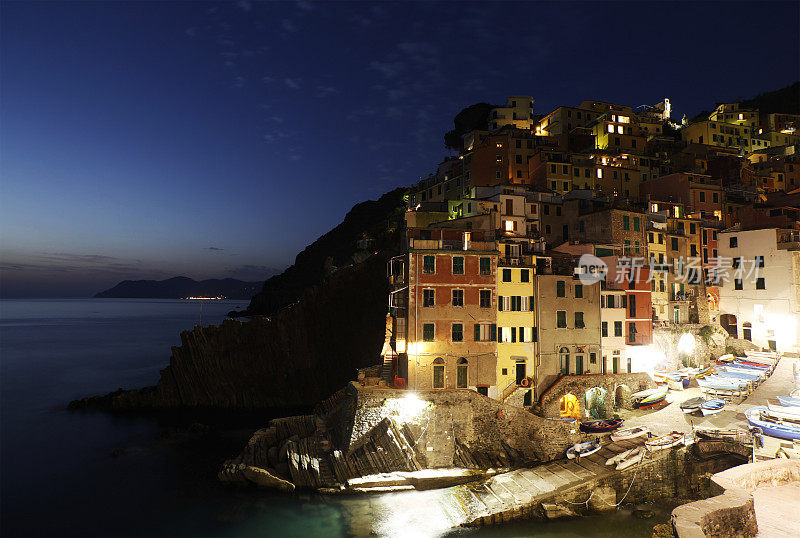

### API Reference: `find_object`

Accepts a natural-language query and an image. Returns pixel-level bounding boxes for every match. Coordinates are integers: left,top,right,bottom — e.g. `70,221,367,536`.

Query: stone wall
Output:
651,324,728,369
672,459,800,538
534,372,655,419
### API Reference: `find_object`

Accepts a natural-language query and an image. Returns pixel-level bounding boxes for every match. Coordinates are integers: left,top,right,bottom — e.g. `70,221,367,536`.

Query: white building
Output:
717,228,800,353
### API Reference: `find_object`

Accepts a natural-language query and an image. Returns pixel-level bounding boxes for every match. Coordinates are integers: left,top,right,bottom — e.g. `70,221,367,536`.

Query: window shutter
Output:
490,324,497,341
511,327,516,343
474,323,480,341
531,327,537,342
529,296,534,309
498,296,504,311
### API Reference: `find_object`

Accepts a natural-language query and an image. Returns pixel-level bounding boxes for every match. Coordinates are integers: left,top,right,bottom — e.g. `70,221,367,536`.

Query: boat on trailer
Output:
610,425,649,442
567,440,602,459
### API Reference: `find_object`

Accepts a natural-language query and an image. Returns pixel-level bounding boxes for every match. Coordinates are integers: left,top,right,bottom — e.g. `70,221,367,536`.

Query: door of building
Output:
575,355,584,375
515,362,526,384
768,340,777,352
612,356,619,374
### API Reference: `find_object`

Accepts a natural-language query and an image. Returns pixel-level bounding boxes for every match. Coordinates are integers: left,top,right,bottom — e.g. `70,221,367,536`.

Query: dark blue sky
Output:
1,1,798,297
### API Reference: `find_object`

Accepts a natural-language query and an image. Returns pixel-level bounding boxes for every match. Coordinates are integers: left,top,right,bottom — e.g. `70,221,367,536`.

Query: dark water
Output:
1,299,669,537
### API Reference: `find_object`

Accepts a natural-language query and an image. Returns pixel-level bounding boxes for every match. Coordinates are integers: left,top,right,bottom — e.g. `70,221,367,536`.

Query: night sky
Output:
1,1,798,297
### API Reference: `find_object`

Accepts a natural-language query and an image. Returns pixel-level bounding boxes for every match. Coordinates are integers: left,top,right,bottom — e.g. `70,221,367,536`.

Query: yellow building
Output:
646,219,669,320
709,103,759,127
496,263,537,407
489,96,535,131
593,110,646,152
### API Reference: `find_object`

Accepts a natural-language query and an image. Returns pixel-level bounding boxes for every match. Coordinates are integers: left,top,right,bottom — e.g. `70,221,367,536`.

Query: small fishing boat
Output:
616,447,646,470
667,378,685,391
645,432,685,451
746,406,800,441
716,368,761,382
693,366,713,379
606,446,640,466
567,440,601,459
717,354,734,363
777,395,800,407
791,388,800,398
679,397,705,414
631,388,666,402
700,399,725,416
636,395,666,409
579,418,623,433
694,427,748,441
610,425,649,442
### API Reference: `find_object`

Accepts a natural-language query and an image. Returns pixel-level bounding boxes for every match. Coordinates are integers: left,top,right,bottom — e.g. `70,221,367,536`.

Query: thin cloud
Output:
369,60,404,79
205,247,224,251
281,19,297,33
283,78,300,89
236,1,252,13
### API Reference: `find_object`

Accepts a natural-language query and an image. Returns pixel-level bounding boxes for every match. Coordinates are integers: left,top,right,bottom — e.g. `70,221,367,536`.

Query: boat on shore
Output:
567,441,602,459
632,388,667,409
746,406,800,440
667,378,685,391
610,425,649,442
700,399,725,416
694,427,749,442
606,446,640,466
616,447,646,470
645,432,685,451
579,418,623,433
697,376,748,391
777,395,800,407
766,403,800,421
679,397,705,414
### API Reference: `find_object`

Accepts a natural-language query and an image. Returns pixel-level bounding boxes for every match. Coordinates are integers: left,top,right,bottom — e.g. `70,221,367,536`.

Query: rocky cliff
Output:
71,253,392,410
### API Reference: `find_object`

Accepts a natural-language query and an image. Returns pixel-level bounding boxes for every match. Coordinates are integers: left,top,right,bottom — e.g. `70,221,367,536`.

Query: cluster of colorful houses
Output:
381,95,800,407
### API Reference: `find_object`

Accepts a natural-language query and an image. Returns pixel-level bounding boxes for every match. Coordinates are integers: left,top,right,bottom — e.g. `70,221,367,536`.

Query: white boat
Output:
645,432,685,451
616,447,646,470
701,399,725,416
567,441,601,459
667,378,685,391
606,446,640,466
717,354,734,362
610,425,650,442
765,404,800,422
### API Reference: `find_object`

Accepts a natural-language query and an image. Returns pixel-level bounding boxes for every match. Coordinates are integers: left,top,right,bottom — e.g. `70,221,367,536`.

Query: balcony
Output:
778,231,800,251
409,238,496,251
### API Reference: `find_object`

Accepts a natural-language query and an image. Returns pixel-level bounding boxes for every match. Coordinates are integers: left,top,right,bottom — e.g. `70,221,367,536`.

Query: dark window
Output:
452,323,463,342
699,192,705,202
452,256,464,275
556,206,562,216
574,311,584,328
729,236,738,248
735,279,743,290
423,289,434,307
423,255,435,274
602,322,608,337
520,269,529,282
557,280,565,297
756,255,764,268
433,358,444,388
456,358,468,388
479,257,491,275
713,192,719,203
452,289,464,306
502,268,511,282
756,278,765,290
575,284,583,298
633,217,640,231
614,321,623,337
629,294,636,317
671,238,679,251
556,311,567,328
733,257,741,268
423,323,435,341
479,290,491,308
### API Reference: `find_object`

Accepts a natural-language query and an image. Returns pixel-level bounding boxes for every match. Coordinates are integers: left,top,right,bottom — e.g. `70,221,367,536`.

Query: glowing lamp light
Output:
677,333,696,357
384,393,428,424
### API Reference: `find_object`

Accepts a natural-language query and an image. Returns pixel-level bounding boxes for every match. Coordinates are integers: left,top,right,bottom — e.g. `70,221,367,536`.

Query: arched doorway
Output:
559,393,580,419
456,358,468,388
614,384,631,410
585,387,607,419
432,358,444,389
559,347,570,375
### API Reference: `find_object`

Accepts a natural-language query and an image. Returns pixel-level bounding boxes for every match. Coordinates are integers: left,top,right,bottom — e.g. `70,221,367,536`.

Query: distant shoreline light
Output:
184,296,225,300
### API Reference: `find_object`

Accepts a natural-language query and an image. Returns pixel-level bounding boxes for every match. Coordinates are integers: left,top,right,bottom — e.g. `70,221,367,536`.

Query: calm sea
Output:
0,299,668,537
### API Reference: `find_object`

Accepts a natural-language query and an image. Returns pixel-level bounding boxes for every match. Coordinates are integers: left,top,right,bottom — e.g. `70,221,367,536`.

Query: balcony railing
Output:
409,238,496,251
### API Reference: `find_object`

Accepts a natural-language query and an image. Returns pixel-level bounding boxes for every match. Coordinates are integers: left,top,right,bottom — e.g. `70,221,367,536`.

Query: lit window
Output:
596,168,602,179
607,124,614,133
505,220,514,232
617,125,623,134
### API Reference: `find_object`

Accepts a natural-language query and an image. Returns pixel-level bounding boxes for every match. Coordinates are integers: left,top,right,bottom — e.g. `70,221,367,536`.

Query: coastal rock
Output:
240,466,296,492
541,503,576,520
69,254,393,411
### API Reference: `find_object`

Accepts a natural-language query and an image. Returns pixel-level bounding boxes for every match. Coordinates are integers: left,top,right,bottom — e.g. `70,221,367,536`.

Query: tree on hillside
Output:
444,102,496,151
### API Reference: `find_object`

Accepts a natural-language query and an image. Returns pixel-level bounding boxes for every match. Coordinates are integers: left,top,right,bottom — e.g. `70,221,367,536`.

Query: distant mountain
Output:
692,81,799,121
94,276,265,299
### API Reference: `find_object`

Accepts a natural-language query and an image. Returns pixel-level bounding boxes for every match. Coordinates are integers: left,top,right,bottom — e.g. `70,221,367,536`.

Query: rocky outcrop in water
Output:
70,254,391,410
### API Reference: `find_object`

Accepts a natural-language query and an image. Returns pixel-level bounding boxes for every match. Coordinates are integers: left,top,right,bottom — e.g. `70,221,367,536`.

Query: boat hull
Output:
746,406,800,440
